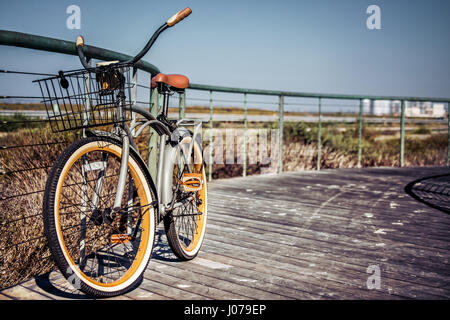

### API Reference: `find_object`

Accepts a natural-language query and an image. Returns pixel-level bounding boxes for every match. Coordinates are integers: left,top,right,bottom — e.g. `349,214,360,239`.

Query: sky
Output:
0,0,449,106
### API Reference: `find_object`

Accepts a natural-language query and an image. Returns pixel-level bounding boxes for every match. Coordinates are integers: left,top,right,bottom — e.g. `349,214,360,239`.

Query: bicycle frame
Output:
90,99,203,224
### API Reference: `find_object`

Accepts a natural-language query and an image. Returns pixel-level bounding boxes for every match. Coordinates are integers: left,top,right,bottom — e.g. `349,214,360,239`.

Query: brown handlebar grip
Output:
76,35,85,47
166,7,192,27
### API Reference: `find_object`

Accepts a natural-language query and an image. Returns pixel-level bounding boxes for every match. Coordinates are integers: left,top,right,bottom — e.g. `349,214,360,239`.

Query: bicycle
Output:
34,7,208,297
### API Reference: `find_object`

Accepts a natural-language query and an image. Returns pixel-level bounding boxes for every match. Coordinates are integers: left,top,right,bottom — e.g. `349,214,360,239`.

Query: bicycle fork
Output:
113,129,131,212
112,88,133,214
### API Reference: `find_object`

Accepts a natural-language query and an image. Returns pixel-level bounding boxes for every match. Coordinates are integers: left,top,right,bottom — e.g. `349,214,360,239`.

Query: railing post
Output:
317,97,322,170
357,99,363,168
82,57,92,138
447,102,450,166
400,100,406,167
208,90,213,182
278,95,284,174
148,87,159,180
130,67,138,135
179,91,186,119
243,93,247,177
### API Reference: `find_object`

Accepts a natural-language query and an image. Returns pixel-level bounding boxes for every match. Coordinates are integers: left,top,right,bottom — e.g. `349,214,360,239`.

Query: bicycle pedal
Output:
180,173,203,192
110,234,132,244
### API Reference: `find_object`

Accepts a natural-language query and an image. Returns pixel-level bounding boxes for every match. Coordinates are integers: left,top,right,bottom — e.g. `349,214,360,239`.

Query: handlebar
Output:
167,7,192,27
75,7,192,70
75,35,91,69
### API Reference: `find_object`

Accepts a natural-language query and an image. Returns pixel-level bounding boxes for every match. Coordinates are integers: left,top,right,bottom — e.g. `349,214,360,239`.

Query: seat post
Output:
162,90,170,117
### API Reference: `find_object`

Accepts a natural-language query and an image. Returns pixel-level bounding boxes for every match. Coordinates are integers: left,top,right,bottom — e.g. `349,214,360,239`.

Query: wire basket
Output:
34,63,134,132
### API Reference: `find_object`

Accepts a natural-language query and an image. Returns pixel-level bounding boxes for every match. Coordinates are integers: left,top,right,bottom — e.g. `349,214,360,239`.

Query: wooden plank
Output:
206,214,450,289
139,272,207,300
207,195,450,240
208,198,450,249
148,230,294,299
201,168,449,297
122,286,169,300
206,170,450,252
150,255,302,300
198,248,403,300
145,262,251,300
0,284,52,300
204,220,450,297
207,205,450,268
0,292,14,300
210,176,450,224
206,210,450,277
208,179,450,232
202,236,448,299
20,271,92,300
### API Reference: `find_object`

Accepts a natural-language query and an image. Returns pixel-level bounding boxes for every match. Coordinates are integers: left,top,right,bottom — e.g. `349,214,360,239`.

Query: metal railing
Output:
1,29,450,289
2,29,450,178
184,84,450,179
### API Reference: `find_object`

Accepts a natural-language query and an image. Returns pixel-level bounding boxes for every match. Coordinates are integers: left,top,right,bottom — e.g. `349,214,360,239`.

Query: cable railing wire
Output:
0,95,43,99
0,69,56,77
0,140,68,150
0,164,53,176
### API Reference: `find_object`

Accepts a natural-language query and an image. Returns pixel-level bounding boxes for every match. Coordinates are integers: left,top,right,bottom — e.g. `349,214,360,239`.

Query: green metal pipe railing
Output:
399,100,407,167
448,115,450,166
243,93,248,177
2,29,450,180
278,95,284,174
0,30,160,76
188,83,450,103
208,90,213,182
186,84,450,178
317,97,322,170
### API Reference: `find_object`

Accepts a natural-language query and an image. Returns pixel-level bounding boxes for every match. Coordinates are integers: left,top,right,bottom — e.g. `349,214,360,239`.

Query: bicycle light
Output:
96,69,124,95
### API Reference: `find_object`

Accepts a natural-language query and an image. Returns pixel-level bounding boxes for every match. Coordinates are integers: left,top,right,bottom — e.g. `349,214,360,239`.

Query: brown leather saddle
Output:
151,73,189,92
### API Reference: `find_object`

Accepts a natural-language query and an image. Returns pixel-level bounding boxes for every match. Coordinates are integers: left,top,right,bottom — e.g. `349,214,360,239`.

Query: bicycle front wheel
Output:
43,136,156,297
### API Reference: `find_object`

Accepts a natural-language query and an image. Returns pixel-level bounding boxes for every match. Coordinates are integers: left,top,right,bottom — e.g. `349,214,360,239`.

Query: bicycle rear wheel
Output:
164,134,208,260
43,136,156,297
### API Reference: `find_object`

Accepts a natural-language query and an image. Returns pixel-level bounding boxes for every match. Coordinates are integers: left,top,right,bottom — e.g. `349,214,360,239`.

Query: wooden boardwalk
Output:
1,166,449,300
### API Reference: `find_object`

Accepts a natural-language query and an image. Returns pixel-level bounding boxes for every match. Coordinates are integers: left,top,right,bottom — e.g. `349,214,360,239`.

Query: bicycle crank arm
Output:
171,212,204,218
165,194,195,212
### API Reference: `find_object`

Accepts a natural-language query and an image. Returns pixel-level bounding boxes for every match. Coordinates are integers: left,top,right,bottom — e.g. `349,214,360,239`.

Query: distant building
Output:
405,102,446,118
363,99,447,118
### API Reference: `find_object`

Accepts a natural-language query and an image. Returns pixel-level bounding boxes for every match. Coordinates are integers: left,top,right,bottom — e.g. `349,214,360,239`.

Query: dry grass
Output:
0,126,75,289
